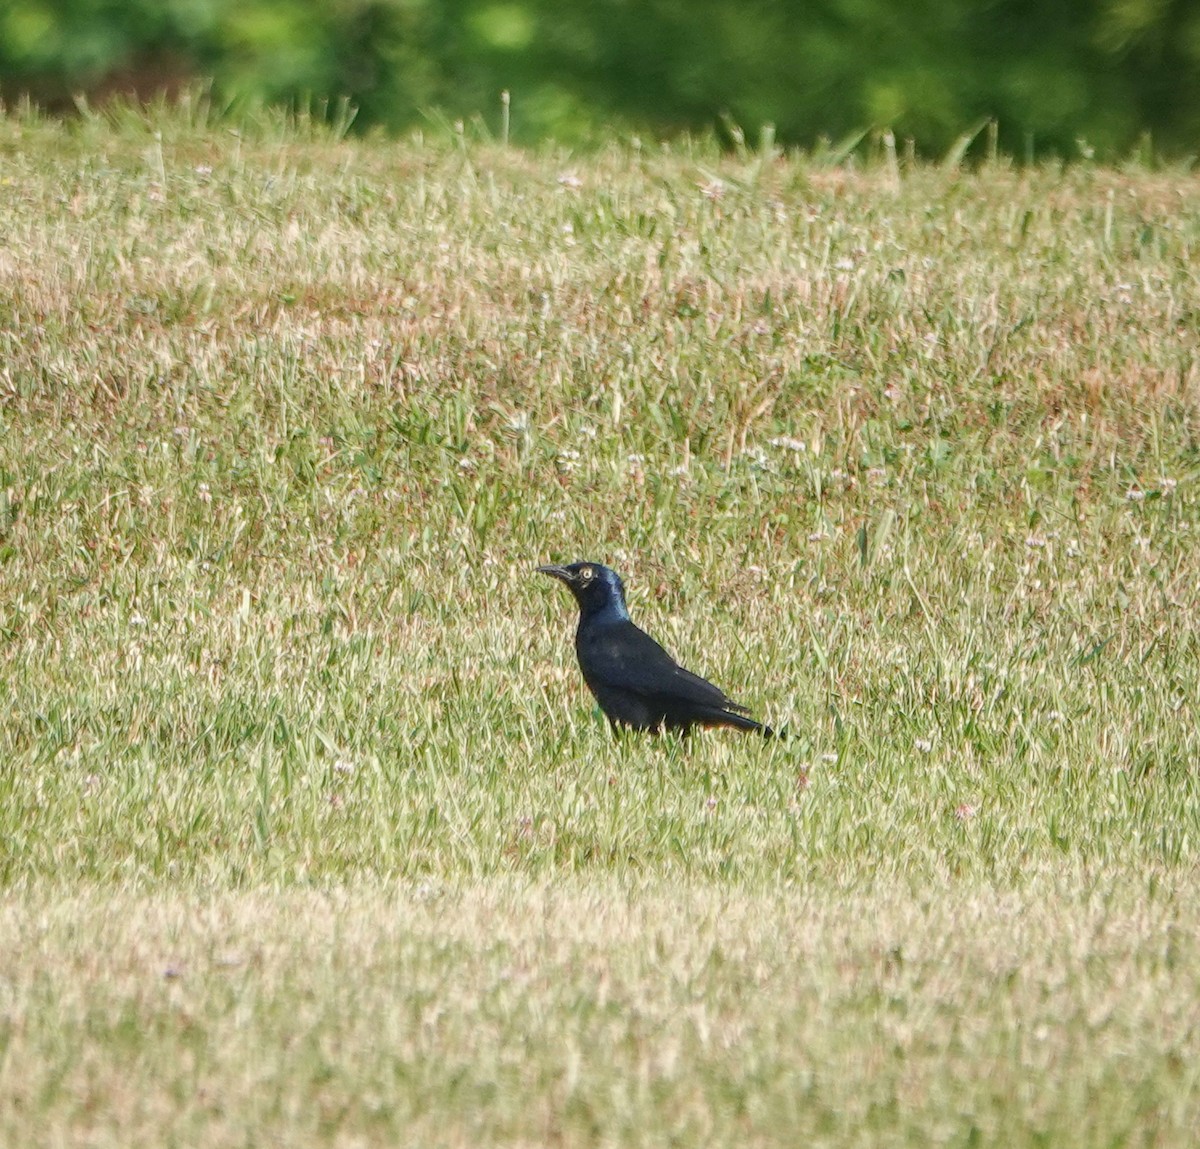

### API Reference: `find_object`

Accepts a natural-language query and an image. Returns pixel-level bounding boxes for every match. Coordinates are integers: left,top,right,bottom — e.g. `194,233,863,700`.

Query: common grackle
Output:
537,561,776,736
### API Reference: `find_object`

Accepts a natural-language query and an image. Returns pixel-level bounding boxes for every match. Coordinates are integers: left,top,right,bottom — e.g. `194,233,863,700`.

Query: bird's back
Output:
576,615,750,731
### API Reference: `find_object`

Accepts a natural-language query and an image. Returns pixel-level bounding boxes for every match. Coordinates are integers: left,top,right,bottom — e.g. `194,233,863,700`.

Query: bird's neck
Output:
578,594,630,627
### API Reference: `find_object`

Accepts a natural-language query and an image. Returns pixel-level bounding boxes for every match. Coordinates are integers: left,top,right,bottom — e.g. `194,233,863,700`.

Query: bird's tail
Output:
705,708,782,738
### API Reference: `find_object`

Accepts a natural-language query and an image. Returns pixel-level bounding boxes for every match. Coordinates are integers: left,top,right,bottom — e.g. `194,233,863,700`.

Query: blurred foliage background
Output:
1,0,1198,156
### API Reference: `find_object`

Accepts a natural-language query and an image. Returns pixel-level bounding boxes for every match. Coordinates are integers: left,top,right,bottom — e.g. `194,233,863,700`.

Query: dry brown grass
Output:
2,873,1198,1147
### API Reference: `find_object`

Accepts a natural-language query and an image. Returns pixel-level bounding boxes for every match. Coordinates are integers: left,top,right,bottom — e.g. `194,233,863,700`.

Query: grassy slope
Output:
1,104,1199,1144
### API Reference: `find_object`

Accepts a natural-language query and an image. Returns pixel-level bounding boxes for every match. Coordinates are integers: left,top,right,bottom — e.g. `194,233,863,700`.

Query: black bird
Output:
537,561,776,737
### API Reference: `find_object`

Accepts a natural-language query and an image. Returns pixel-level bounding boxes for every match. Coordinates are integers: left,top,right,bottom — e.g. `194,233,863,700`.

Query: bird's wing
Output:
581,621,745,711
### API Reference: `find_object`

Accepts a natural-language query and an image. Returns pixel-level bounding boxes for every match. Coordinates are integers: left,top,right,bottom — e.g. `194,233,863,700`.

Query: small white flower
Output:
333,759,355,776
1126,488,1145,501
768,436,807,453
557,171,582,190
915,738,933,753
1160,477,1177,495
458,456,476,471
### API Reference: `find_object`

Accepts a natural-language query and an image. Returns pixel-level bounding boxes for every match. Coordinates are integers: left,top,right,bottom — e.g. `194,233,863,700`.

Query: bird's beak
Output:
536,564,573,584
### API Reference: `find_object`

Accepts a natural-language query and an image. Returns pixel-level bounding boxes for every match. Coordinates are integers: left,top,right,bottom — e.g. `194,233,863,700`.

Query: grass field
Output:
2,100,1200,1144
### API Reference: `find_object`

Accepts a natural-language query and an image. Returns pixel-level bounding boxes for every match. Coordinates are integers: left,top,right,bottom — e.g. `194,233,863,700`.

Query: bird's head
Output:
536,561,630,620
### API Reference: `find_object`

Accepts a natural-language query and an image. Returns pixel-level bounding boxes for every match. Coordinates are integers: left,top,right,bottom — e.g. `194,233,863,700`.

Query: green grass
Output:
2,102,1200,1144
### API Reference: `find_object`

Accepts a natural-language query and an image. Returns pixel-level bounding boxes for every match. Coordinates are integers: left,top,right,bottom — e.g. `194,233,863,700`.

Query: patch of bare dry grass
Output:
2,874,1199,1147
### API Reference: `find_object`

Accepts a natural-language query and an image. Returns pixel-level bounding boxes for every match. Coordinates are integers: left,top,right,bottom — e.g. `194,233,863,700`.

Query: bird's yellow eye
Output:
580,566,593,581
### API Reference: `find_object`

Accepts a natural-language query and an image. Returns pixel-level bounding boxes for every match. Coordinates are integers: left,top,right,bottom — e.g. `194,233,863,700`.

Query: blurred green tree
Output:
1,0,1196,156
